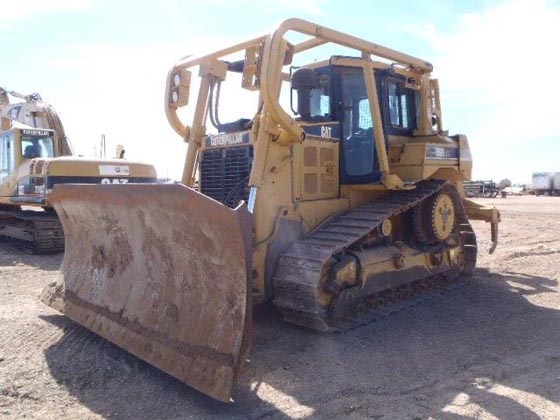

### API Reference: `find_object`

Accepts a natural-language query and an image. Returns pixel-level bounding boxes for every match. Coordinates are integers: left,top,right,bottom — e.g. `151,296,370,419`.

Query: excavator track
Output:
0,209,64,254
273,179,476,332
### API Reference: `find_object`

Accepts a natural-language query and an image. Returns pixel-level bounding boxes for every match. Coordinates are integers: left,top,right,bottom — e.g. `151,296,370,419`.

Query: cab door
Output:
332,67,382,185
0,130,16,195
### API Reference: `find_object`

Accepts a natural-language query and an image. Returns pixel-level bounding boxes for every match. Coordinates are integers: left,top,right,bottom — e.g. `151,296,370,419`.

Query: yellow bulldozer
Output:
0,87,157,252
40,19,500,402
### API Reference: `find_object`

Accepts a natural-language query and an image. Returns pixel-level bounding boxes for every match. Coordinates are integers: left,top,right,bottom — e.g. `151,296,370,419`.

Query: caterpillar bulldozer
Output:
40,19,500,402
0,87,157,252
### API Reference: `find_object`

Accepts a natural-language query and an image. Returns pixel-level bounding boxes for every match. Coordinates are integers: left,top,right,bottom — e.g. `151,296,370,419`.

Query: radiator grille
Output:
200,146,253,207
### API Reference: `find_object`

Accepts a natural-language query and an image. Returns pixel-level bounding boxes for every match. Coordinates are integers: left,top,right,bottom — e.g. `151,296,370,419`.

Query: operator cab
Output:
291,59,419,185
0,128,56,182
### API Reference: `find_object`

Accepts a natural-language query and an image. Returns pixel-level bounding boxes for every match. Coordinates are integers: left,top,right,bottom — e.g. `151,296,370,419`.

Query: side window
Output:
387,79,416,131
340,73,374,135
292,68,331,122
309,73,330,119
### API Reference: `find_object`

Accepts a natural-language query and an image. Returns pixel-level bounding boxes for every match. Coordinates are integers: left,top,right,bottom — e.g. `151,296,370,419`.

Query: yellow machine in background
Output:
41,19,500,401
0,88,157,252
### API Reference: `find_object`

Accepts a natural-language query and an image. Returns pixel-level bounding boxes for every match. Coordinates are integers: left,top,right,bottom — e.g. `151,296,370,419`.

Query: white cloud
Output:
202,0,325,15
0,0,96,34
261,0,325,15
0,0,94,21
409,0,560,182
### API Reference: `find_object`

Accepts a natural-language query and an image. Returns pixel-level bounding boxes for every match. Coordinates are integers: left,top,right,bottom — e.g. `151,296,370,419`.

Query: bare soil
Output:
1,195,559,419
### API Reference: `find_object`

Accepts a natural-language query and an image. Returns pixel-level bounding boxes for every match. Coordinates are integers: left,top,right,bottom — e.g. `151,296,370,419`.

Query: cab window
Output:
387,79,417,132
21,136,55,159
309,73,331,119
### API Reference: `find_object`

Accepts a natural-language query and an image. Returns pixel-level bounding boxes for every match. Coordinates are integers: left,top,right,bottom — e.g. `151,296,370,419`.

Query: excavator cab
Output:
0,128,55,190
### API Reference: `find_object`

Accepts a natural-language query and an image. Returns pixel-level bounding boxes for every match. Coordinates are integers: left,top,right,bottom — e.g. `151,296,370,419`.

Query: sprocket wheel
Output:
413,187,457,245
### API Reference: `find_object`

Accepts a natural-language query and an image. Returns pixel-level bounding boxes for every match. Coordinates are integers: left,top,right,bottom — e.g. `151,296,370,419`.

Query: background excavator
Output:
40,19,500,401
0,87,158,252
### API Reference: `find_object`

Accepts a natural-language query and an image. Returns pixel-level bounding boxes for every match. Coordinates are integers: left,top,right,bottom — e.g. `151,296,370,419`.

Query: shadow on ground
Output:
0,242,63,271
41,269,560,419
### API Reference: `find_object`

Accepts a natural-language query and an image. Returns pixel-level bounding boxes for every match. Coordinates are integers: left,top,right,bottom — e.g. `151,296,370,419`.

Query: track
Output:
273,180,476,332
0,209,64,253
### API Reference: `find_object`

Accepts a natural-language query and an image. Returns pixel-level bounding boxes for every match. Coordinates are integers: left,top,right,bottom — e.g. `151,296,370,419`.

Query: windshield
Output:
21,136,55,159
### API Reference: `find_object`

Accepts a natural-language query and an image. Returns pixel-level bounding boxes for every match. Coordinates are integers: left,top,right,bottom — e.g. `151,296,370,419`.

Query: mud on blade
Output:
40,183,253,402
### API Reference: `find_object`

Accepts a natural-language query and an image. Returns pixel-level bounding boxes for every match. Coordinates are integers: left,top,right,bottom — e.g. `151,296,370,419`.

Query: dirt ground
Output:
1,195,559,419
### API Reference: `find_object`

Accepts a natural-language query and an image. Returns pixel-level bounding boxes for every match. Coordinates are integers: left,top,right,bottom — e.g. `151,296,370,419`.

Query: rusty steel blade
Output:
40,183,253,402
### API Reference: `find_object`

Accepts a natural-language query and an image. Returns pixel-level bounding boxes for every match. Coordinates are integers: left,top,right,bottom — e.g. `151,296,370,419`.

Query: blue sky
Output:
2,0,559,183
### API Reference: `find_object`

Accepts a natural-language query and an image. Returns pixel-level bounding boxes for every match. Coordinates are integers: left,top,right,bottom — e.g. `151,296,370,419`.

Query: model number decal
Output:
101,178,129,184
425,146,459,159
99,165,130,176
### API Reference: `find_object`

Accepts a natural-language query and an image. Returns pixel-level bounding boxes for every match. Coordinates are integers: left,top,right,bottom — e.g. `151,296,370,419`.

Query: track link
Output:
272,180,475,331
0,210,64,253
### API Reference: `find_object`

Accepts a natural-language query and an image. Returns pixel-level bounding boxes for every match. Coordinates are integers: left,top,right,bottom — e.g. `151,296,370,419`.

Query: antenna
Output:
100,134,106,158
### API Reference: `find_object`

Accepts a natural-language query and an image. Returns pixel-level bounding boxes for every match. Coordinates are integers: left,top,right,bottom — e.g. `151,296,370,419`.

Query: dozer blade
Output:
40,183,253,402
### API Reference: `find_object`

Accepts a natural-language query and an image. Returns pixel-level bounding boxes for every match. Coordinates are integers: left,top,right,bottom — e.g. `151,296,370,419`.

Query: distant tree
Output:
498,178,512,189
